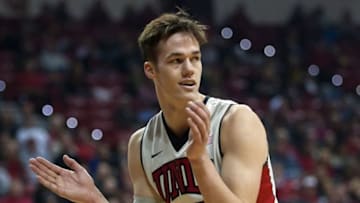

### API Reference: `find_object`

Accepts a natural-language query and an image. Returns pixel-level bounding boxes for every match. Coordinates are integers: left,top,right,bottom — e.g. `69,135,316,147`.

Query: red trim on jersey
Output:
256,161,277,203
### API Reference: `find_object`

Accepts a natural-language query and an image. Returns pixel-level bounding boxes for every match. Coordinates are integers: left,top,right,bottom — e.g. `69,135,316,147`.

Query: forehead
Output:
157,32,200,57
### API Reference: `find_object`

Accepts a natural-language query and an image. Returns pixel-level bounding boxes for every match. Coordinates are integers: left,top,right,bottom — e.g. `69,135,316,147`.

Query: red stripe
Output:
256,162,276,203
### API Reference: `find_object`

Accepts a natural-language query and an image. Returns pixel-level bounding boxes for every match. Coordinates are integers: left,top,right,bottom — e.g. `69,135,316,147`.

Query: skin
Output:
29,32,269,203
29,155,107,203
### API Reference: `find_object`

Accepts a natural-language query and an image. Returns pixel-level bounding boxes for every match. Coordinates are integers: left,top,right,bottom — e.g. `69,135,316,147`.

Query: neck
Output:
159,94,206,137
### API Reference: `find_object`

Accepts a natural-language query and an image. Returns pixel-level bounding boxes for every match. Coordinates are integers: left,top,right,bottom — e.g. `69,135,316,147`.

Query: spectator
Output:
16,101,50,184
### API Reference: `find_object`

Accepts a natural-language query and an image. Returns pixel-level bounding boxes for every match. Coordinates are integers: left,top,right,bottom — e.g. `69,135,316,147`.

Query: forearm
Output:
190,157,244,203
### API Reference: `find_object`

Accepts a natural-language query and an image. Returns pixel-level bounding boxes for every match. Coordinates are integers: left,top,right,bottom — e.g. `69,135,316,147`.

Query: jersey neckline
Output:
161,96,210,152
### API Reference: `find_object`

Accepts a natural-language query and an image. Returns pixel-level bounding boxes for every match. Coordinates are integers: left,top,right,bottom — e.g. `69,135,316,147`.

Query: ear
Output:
144,61,155,80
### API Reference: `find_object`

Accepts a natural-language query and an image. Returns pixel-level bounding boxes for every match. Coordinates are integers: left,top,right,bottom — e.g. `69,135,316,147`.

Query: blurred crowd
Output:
0,1,359,203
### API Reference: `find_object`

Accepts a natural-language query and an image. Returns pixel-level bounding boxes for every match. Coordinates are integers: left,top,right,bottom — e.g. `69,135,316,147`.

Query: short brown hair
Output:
138,9,208,62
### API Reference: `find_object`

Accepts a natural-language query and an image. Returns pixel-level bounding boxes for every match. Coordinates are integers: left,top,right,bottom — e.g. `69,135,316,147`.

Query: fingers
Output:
29,157,61,178
186,101,210,143
63,155,84,172
35,157,64,174
187,117,201,143
188,101,211,127
37,173,60,194
29,157,62,191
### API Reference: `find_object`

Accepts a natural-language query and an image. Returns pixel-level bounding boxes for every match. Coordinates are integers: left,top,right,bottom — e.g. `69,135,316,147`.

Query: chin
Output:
178,92,200,102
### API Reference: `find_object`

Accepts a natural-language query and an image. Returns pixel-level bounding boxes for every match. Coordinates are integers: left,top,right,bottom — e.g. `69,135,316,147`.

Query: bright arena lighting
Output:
42,104,54,116
240,38,252,50
66,117,78,129
331,74,343,87
0,80,6,92
91,129,103,141
356,85,360,96
264,45,276,57
221,27,233,39
308,64,320,76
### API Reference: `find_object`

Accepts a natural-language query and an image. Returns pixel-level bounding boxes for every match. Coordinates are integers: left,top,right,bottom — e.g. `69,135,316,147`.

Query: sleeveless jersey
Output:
140,97,278,203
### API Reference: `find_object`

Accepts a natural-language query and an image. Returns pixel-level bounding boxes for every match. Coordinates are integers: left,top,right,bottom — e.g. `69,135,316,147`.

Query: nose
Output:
181,59,194,77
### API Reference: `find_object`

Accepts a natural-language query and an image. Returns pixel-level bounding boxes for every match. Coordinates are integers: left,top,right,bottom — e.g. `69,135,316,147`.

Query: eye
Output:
191,56,200,62
169,58,183,64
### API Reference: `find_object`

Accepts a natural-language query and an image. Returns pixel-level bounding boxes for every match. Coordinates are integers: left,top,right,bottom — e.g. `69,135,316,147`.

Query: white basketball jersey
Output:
140,97,278,203
140,97,234,203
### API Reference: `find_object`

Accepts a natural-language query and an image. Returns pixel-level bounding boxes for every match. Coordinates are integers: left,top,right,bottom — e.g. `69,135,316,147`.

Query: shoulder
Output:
128,127,146,166
208,96,257,125
128,127,146,151
220,104,268,156
223,104,257,125
127,127,162,199
127,127,145,186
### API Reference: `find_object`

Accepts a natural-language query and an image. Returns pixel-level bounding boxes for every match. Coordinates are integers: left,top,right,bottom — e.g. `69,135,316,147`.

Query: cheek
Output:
157,70,177,85
196,65,202,77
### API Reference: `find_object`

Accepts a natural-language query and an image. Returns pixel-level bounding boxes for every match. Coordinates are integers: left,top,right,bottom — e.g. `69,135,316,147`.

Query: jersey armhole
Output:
219,104,235,157
140,130,146,173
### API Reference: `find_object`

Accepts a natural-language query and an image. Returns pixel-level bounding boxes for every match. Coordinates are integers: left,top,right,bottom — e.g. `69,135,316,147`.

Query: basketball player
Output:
29,10,278,203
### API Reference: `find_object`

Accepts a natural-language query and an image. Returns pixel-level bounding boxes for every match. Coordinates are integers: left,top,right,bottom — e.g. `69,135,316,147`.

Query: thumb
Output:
63,154,84,172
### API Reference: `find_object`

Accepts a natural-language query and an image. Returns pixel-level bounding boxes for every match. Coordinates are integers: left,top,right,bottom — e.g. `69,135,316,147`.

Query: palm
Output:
187,136,207,160
54,167,94,202
29,155,96,203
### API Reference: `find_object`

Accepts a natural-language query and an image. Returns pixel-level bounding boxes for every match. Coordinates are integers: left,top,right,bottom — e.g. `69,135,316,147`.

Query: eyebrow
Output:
166,50,201,59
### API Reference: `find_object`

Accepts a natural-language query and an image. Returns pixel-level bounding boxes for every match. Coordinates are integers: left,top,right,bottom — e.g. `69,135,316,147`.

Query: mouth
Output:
179,80,196,90
179,80,196,86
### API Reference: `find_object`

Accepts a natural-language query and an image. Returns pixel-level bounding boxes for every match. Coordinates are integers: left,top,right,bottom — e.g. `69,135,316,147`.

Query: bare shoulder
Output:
218,105,269,202
128,127,145,151
128,127,145,179
127,127,160,199
221,104,268,158
222,104,262,127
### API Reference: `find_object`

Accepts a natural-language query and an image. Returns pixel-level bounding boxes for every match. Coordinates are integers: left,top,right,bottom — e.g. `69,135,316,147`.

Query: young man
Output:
29,10,278,203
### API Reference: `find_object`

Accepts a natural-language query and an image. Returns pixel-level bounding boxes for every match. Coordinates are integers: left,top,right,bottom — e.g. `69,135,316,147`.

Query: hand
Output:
29,155,107,203
185,101,211,161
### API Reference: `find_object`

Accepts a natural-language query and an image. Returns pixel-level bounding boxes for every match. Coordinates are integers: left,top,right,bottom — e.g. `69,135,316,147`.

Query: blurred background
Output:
0,0,359,202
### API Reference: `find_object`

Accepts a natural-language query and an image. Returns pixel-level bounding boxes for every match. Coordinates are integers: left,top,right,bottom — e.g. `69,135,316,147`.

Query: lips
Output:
179,80,197,91
179,80,196,86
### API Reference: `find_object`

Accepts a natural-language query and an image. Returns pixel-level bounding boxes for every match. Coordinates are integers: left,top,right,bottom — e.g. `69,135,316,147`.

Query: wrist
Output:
188,154,210,167
88,187,108,203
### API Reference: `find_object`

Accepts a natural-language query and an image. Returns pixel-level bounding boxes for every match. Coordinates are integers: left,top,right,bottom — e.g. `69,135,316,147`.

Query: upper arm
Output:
128,128,162,201
220,104,268,203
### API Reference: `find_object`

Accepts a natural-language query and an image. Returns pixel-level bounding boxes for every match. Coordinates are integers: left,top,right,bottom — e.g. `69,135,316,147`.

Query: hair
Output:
138,9,208,63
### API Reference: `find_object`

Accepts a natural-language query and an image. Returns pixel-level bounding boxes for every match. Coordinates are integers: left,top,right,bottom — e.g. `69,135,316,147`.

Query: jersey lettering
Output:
152,157,200,202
